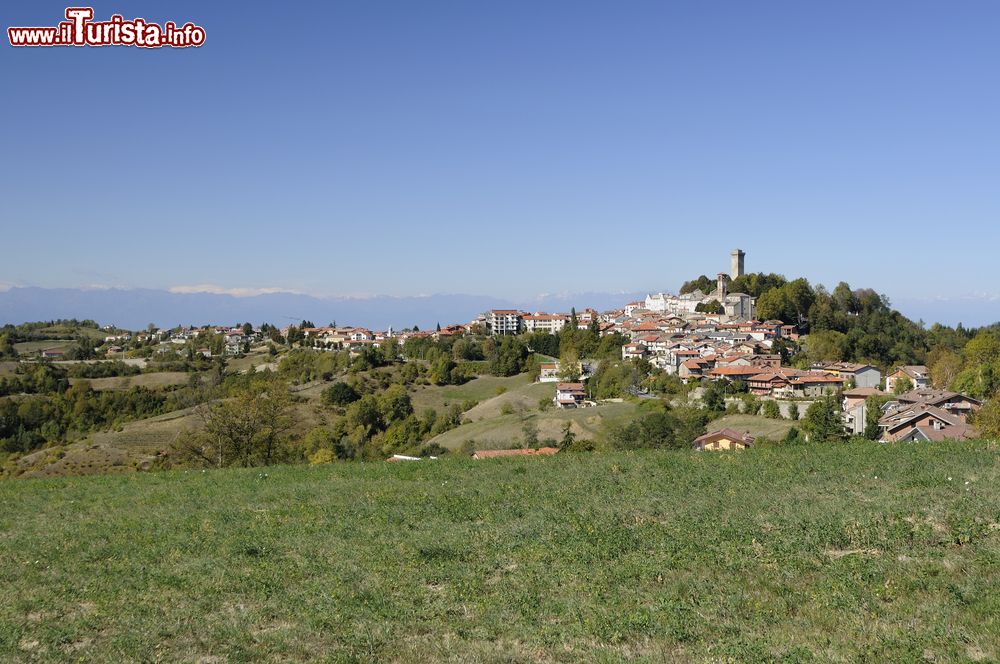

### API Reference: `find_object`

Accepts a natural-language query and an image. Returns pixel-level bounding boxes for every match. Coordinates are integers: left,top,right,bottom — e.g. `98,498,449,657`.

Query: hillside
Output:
2,444,998,661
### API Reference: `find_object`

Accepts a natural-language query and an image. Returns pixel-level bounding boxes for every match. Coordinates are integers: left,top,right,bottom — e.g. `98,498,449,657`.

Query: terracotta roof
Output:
473,447,560,459
693,428,755,446
556,382,585,391
709,366,760,376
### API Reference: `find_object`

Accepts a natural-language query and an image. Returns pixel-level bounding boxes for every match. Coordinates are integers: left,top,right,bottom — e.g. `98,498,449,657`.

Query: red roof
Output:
473,447,560,459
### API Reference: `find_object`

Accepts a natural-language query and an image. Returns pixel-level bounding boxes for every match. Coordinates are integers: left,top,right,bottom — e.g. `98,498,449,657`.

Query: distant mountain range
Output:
0,287,647,331
2,286,995,331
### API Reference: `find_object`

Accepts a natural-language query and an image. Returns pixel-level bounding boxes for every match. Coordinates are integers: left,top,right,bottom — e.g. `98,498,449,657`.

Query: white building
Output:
523,313,567,334
488,310,523,336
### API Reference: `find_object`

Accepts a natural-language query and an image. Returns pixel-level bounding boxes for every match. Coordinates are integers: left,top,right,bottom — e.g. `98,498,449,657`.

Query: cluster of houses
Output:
841,372,981,442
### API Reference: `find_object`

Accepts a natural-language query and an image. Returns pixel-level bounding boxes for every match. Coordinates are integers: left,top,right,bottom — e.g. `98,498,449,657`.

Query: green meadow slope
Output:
2,443,999,661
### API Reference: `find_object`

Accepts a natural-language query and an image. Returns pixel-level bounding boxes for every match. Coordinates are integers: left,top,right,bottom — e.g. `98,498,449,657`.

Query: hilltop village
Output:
3,250,987,458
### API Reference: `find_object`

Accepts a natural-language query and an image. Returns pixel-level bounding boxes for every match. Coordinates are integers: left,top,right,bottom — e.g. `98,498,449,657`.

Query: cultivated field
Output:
1,443,998,661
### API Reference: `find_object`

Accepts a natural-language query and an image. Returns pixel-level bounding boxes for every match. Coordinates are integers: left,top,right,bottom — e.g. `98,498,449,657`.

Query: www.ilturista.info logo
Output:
8,7,205,48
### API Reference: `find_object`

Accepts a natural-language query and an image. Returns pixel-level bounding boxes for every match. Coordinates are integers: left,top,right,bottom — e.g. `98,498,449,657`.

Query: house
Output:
785,373,845,398
40,348,66,359
487,310,523,336
879,403,975,442
472,447,560,460
892,389,981,422
811,362,882,389
708,365,763,382
893,424,977,443
841,387,887,435
622,343,648,361
538,362,560,382
886,365,930,392
692,428,755,451
679,358,710,381
554,382,586,408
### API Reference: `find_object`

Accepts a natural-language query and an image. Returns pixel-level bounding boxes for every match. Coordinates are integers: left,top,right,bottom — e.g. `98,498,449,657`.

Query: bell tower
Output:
730,249,745,280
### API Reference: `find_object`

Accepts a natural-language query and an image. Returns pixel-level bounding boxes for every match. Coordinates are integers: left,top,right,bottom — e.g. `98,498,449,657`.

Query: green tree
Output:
322,382,360,406
522,419,539,449
802,396,846,443
762,400,781,419
702,382,726,412
178,378,293,467
695,299,724,315
558,347,581,382
928,347,962,390
972,398,1000,439
863,394,892,440
559,422,577,450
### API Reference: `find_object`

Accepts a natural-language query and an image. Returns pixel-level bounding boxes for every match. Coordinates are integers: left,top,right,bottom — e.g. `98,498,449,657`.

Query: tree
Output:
522,419,539,449
787,403,800,421
559,422,577,450
345,395,384,438
863,394,892,440
965,331,1000,367
695,299,724,315
892,375,913,395
802,396,846,443
380,337,400,364
379,384,413,423
702,382,726,412
486,336,530,377
972,399,1000,439
762,400,781,419
242,322,254,336
558,347,581,382
928,347,962,390
178,378,293,467
322,382,360,406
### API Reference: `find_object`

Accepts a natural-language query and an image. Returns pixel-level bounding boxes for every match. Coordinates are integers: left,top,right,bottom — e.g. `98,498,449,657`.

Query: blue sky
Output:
3,1,999,321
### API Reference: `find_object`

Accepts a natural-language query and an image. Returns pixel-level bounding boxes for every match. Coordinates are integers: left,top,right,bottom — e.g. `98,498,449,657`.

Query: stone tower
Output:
730,249,745,280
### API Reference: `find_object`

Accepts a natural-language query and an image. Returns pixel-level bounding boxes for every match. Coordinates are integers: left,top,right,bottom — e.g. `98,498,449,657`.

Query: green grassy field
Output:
3,443,998,662
431,400,639,450
409,373,535,414
68,372,191,391
708,413,797,441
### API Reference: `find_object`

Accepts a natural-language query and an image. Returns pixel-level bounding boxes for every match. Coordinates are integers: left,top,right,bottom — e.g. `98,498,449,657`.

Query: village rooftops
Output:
894,389,980,407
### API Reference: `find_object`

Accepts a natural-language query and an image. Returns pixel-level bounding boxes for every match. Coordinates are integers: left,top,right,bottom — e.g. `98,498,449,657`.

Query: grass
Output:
708,413,797,440
12,340,75,355
68,372,191,391
1,443,999,661
431,400,639,450
409,373,535,414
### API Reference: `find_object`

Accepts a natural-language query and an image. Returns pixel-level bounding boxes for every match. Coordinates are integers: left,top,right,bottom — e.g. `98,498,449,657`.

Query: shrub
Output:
309,448,335,465
762,401,781,419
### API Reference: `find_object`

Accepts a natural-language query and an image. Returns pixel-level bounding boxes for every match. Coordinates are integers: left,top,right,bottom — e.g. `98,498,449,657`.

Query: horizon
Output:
4,1,1000,325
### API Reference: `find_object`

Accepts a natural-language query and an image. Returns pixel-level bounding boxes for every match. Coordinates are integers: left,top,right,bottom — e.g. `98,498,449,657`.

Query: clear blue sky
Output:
3,1,999,317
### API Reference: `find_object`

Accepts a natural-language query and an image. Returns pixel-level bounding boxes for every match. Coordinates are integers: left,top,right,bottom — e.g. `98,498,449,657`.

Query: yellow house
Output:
692,428,754,451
